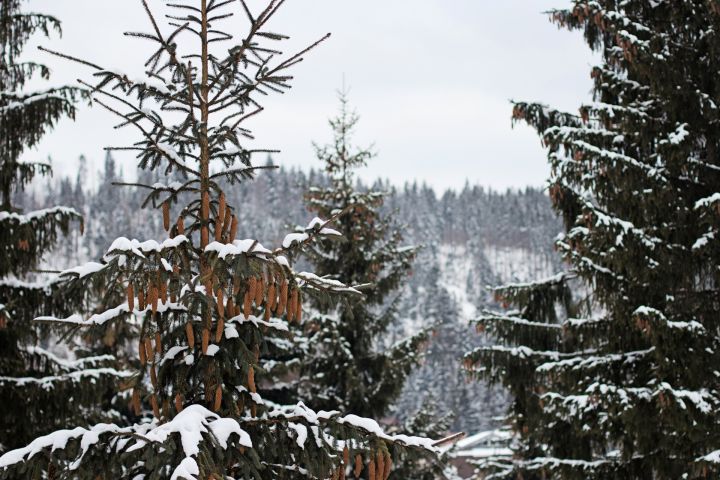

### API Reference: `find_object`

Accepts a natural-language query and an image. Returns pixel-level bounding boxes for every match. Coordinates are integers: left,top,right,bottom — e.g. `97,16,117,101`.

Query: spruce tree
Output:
465,2,720,479
0,2,440,478
0,0,126,451
298,91,429,419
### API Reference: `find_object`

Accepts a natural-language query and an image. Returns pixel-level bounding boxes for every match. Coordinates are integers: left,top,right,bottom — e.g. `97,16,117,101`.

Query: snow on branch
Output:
0,405,250,478
655,383,718,414
523,455,614,471
265,402,440,454
0,367,132,391
580,200,663,250
36,300,187,326
0,277,58,292
555,240,617,278
466,345,568,362
587,206,662,250
699,450,720,464
104,235,189,261
475,312,563,330
127,405,251,479
583,101,654,122
282,215,344,250
492,272,568,292
0,90,71,114
632,306,706,333
695,192,720,210
338,414,439,452
226,314,289,334
204,239,272,259
0,206,80,225
296,271,362,295
562,316,608,329
23,346,115,373
542,382,720,416
536,348,654,374
60,261,106,279
0,423,126,470
692,229,715,251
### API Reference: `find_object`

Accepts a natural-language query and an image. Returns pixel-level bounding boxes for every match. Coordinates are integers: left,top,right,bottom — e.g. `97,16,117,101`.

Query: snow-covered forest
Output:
16,155,562,436
3,1,720,479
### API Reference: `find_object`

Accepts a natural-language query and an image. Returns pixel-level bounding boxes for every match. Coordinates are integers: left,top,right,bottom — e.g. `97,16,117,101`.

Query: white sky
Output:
23,0,595,192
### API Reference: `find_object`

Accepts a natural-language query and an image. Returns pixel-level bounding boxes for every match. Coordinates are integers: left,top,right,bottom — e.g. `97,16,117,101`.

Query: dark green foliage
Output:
298,91,429,419
466,1,720,478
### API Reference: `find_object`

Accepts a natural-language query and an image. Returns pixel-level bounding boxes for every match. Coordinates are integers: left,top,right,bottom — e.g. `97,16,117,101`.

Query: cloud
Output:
23,0,593,190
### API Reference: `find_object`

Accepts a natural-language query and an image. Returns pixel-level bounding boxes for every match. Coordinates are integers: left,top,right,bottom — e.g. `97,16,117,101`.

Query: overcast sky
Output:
23,0,595,192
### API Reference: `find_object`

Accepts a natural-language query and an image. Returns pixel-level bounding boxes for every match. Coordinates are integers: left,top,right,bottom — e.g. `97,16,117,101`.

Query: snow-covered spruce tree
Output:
0,2,440,478
0,0,127,452
464,274,579,479
465,2,720,478
297,91,429,420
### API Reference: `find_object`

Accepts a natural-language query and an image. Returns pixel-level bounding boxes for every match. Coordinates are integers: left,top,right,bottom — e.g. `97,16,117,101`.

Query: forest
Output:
1,1,719,479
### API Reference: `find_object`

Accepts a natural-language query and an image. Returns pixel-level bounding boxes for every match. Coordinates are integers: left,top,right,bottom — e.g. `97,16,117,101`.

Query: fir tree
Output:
0,0,125,451
0,2,440,478
297,91,429,420
465,2,720,479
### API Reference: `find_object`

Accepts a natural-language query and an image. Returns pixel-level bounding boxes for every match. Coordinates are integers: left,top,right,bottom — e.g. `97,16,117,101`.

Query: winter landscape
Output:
1,1,719,479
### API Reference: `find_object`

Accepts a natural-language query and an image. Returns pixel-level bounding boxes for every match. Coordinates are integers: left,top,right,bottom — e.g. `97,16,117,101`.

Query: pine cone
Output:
354,454,363,478
162,201,170,231
383,452,391,480
248,277,258,303
127,284,135,311
295,290,302,323
216,288,225,318
229,215,238,242
186,322,195,348
243,291,252,319
202,328,210,354
132,388,141,416
267,282,277,310
138,289,146,310
214,385,223,411
150,394,160,418
215,316,224,343
277,279,288,315
248,366,256,393
138,339,147,365
150,365,158,388
145,337,154,363
254,277,264,306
